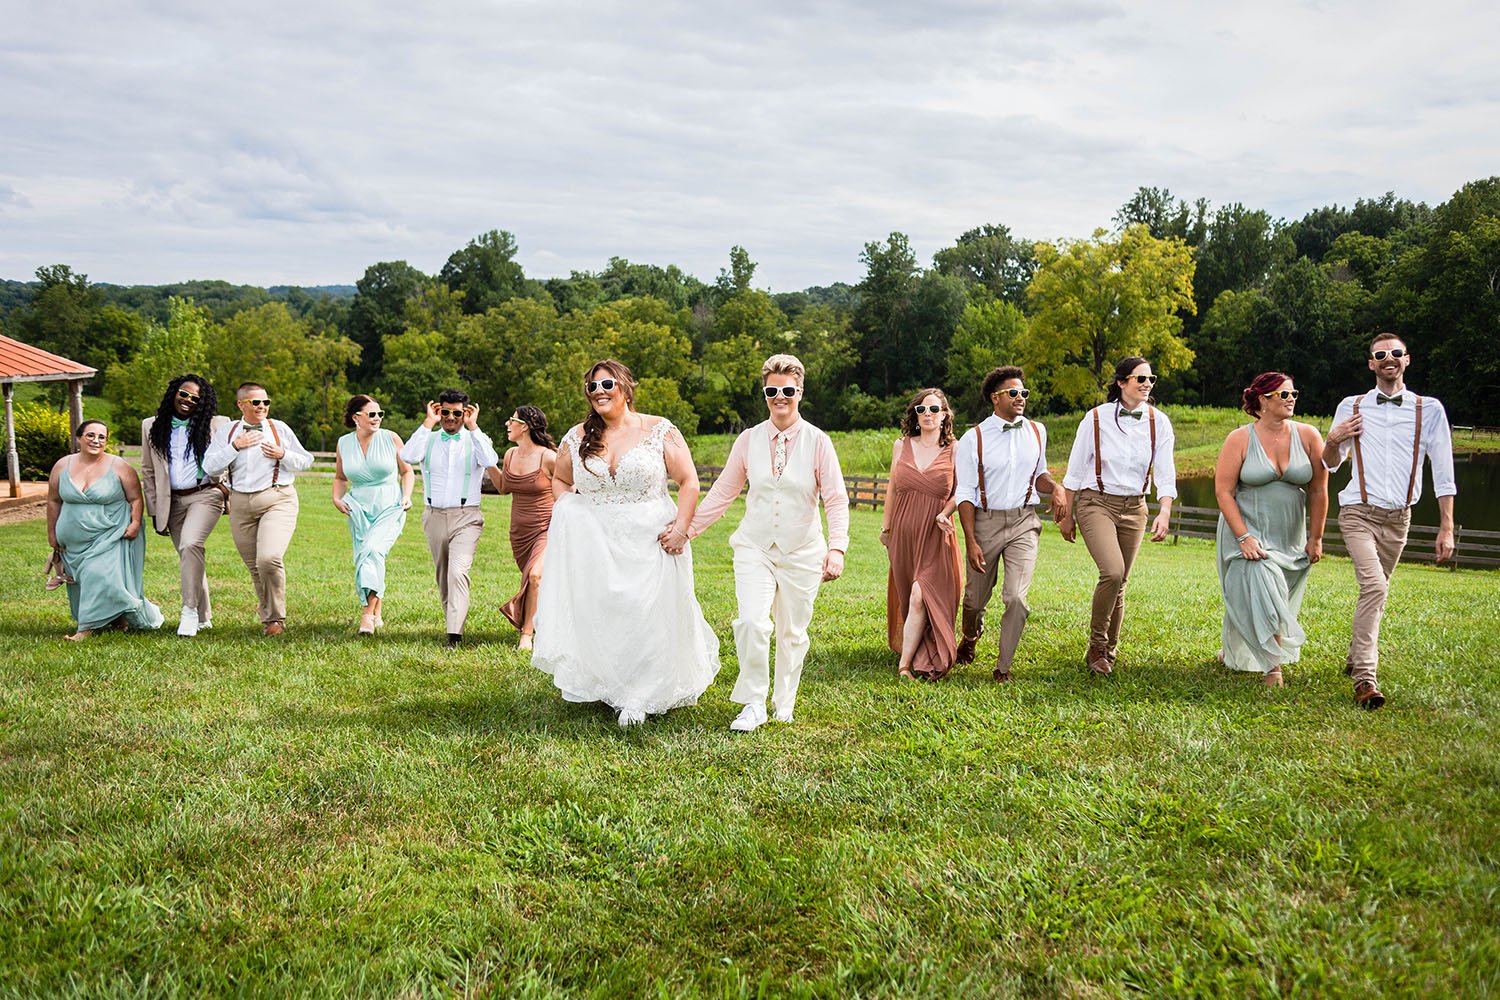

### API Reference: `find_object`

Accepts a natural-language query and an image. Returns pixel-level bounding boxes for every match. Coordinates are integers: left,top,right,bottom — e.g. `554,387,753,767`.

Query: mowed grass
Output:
2,481,1498,997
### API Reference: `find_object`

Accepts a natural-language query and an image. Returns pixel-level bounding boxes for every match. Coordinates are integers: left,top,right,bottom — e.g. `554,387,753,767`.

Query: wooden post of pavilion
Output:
4,382,18,498
0,334,97,495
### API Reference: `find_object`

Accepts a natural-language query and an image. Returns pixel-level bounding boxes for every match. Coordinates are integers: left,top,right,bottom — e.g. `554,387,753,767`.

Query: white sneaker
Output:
177,606,200,637
771,707,794,724
198,619,212,631
617,709,646,727
729,704,767,732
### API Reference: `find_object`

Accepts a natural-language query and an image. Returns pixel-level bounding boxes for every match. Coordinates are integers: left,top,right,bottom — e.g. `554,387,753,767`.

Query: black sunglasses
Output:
913,404,944,414
1126,375,1157,385
439,408,465,418
362,409,385,418
175,389,200,403
586,379,620,393
1371,348,1406,361
1263,390,1300,401
242,398,271,407
763,385,800,398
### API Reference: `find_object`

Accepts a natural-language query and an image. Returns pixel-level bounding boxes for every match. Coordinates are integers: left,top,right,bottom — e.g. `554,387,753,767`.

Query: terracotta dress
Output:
499,453,554,630
885,438,963,678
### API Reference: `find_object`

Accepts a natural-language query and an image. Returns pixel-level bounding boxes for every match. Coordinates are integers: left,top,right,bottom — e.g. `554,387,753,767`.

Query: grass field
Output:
2,482,1498,996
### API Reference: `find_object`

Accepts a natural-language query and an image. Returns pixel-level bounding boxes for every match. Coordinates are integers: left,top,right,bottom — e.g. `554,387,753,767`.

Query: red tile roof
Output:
0,334,97,381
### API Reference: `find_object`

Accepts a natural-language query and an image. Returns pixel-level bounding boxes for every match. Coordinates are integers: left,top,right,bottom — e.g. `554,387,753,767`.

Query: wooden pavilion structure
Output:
0,334,96,498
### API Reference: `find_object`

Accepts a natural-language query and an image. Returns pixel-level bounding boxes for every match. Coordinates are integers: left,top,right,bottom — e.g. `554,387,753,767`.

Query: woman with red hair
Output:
1213,372,1329,686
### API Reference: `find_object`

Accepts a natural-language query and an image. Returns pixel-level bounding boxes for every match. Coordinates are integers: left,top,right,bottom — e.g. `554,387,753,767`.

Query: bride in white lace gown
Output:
532,361,721,725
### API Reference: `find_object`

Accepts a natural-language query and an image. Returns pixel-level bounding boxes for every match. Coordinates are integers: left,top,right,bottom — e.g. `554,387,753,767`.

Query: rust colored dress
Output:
499,452,554,630
885,437,963,678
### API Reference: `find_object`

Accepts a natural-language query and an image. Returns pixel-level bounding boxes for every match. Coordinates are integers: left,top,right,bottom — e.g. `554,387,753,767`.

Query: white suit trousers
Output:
728,539,825,718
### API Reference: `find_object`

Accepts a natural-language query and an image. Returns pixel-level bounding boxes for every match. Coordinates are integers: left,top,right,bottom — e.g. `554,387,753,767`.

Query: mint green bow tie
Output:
171,417,191,428
440,430,462,441
1376,393,1403,406
1120,409,1143,420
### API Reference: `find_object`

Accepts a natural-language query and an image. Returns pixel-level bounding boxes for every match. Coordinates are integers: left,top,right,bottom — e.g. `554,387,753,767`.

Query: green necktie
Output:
1120,409,1143,420
171,417,191,428
1002,420,1023,432
1376,393,1403,406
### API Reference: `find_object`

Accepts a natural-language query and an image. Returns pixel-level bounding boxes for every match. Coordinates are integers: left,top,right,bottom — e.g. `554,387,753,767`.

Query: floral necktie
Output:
773,432,787,478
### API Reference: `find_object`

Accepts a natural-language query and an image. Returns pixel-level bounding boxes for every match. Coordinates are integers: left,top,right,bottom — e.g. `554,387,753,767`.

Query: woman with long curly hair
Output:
138,373,229,637
531,360,720,727
1213,371,1327,686
493,404,558,650
881,387,962,680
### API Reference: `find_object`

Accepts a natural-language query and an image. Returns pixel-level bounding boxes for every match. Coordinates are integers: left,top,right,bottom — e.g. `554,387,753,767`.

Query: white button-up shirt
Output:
1063,402,1177,499
202,418,315,492
400,425,499,508
954,414,1050,510
168,423,204,491
1326,388,1456,509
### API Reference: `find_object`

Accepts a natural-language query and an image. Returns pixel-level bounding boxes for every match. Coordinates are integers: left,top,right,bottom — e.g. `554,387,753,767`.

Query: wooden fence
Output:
693,466,1500,571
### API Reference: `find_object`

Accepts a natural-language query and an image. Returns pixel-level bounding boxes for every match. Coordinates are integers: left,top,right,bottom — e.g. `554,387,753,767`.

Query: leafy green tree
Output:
595,257,708,311
346,261,426,381
1022,225,1197,408
439,229,527,315
85,306,148,393
692,334,764,431
1114,188,1208,245
544,272,606,315
1322,232,1393,289
943,299,1027,420
10,264,102,365
104,297,212,443
932,224,1036,305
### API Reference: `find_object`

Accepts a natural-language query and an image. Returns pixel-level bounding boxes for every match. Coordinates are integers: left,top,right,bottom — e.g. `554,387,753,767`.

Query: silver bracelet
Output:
1237,532,1252,543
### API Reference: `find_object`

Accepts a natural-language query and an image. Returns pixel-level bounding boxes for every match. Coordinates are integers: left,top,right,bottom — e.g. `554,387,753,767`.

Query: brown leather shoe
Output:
992,667,1012,684
263,622,285,637
955,609,983,665
1087,644,1112,676
1354,680,1385,710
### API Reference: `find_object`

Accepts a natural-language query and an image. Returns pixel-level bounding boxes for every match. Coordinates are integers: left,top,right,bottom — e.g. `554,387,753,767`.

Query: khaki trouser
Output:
961,506,1042,673
229,486,299,625
1338,503,1411,687
166,486,225,620
1074,489,1147,661
729,537,825,720
422,505,485,635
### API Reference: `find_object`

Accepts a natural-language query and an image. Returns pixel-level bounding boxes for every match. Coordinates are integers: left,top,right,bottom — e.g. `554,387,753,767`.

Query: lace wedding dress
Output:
532,418,721,722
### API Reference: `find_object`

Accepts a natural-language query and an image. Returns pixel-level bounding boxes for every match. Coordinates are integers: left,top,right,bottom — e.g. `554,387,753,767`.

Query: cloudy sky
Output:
2,0,1496,292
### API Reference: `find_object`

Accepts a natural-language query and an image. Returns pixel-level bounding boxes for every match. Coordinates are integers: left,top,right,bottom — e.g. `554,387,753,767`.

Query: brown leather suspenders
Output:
976,420,1046,510
1092,405,1156,495
1350,394,1423,506
224,419,284,489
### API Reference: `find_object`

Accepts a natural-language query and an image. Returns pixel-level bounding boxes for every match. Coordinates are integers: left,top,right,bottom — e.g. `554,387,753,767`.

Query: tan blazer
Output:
140,414,230,534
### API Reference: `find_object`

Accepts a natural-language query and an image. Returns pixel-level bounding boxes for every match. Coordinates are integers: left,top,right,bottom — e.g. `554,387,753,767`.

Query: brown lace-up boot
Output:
955,609,983,665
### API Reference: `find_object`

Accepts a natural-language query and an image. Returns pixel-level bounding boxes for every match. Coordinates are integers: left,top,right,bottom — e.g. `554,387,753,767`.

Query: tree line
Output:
3,176,1496,449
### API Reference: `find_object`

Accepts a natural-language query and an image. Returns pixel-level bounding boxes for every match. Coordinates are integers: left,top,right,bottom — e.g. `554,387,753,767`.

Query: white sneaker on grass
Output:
729,704,767,732
177,606,199,637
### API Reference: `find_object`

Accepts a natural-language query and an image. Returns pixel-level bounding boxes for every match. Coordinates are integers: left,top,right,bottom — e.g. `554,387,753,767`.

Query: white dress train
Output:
532,419,721,717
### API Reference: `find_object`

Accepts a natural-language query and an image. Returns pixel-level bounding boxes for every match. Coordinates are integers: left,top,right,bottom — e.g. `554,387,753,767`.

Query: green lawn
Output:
2,483,1498,996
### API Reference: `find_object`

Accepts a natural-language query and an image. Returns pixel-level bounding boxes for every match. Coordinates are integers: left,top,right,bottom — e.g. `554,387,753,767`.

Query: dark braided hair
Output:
578,359,637,469
148,374,218,467
513,405,556,449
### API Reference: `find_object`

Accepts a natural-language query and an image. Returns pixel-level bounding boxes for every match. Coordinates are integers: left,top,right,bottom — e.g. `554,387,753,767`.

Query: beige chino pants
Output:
165,486,225,620
422,505,485,635
1338,502,1411,687
229,485,299,626
1074,489,1147,662
961,506,1042,674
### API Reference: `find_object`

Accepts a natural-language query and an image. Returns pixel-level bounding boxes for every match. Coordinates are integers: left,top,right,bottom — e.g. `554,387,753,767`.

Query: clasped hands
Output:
232,428,285,461
657,523,689,555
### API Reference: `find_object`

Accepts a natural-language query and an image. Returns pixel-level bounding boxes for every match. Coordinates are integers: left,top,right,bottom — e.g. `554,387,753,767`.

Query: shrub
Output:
13,402,71,480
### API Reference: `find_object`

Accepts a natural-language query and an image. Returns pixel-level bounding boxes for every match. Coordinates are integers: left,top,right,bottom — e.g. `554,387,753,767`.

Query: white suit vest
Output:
729,420,826,554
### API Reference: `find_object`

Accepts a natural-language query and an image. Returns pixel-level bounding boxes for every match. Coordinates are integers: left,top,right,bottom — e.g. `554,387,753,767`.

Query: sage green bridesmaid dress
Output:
55,461,164,632
337,429,407,605
1215,424,1313,673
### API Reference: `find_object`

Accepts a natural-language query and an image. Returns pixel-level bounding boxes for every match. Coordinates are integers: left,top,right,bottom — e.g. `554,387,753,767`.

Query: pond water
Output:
1173,452,1500,532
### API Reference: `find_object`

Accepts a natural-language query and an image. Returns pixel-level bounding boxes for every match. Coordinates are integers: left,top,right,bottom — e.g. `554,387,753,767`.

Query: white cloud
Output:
1,0,1496,289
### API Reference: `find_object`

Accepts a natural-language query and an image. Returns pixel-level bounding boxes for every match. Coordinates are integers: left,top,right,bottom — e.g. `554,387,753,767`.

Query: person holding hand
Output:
332,394,414,635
